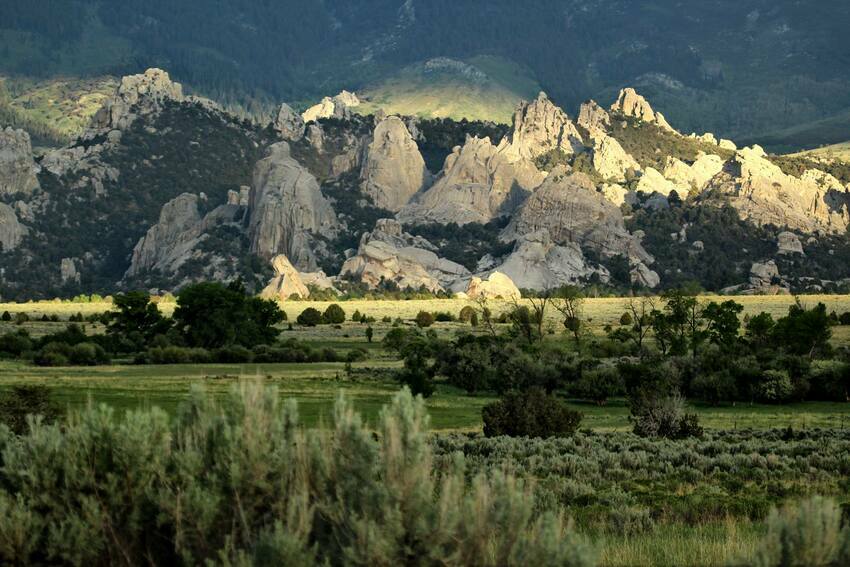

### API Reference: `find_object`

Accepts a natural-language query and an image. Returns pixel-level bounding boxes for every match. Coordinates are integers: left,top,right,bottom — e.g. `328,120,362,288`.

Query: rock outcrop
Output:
302,91,361,123
360,116,429,212
398,135,545,225
591,135,641,182
577,100,611,137
502,168,653,264
703,147,850,234
340,219,469,292
635,167,679,197
777,231,804,255
611,88,674,132
248,142,339,270
91,68,184,132
126,193,204,277
0,203,26,251
463,272,522,300
273,103,305,141
60,258,80,284
261,255,310,300
503,92,583,160
0,128,40,197
662,154,724,193
492,230,606,290
630,262,661,289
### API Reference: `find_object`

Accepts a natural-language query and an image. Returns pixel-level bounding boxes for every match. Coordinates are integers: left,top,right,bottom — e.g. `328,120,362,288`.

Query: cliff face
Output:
248,142,339,271
359,116,429,212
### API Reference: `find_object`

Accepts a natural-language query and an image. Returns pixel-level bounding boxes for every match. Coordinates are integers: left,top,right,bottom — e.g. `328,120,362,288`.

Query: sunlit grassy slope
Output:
357,56,542,124
792,141,850,162
0,75,117,147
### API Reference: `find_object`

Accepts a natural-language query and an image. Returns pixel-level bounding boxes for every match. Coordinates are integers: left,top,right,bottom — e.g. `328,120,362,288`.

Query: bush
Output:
0,385,64,435
744,496,850,567
214,345,254,363
458,306,476,323
619,312,633,326
144,346,213,364
1,311,10,321
0,387,597,566
34,350,69,367
483,388,583,438
570,366,624,406
296,307,324,327
434,312,455,322
839,312,850,326
322,304,346,324
631,393,703,439
690,370,737,405
415,311,435,328
756,370,795,404
68,342,110,366
346,348,368,363
809,361,850,402
0,330,33,357
14,312,29,324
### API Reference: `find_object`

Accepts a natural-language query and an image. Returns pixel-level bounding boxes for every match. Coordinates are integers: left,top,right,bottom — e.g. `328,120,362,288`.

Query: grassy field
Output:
2,294,850,433
6,293,850,327
793,140,850,162
2,296,849,566
357,55,540,124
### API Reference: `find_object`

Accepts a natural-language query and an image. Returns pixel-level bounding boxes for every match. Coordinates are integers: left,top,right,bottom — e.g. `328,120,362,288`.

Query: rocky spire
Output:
260,255,310,300
247,142,339,270
302,90,361,123
91,68,185,131
0,202,27,252
360,116,429,212
505,92,583,160
0,127,40,198
273,103,305,141
577,100,611,137
611,88,674,132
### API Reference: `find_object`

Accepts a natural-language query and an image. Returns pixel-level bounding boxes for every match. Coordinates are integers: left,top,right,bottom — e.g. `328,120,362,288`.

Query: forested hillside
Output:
2,0,850,148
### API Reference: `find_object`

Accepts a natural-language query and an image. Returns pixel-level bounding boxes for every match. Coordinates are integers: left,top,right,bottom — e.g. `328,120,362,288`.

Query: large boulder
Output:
360,116,429,212
247,142,339,270
0,128,40,197
503,92,583,160
502,167,653,264
635,167,679,197
492,230,607,290
340,219,469,292
302,90,361,123
273,103,305,141
662,154,724,193
0,202,27,252
777,231,804,255
261,255,310,300
591,134,641,182
398,135,545,225
463,272,521,300
611,88,674,132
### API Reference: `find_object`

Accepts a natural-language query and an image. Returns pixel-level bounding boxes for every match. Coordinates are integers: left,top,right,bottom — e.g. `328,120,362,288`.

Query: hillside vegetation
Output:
2,0,850,147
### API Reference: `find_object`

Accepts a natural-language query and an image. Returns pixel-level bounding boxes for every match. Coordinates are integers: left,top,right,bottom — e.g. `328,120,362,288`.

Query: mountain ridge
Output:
2,0,850,149
2,68,850,301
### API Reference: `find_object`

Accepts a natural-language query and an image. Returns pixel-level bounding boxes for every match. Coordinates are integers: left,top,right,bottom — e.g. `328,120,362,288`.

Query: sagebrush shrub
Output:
483,388,583,438
0,385,596,566
743,496,850,567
